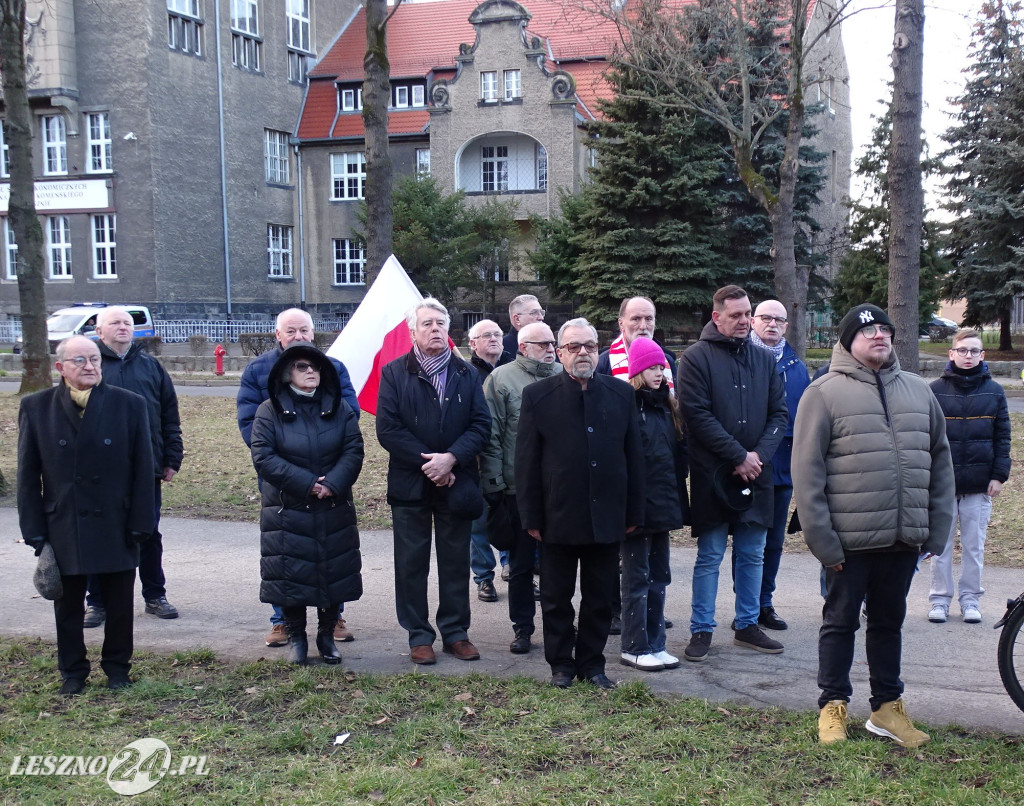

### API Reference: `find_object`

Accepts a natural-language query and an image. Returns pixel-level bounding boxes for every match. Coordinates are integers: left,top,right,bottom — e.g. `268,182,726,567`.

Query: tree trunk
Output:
362,0,397,286
1,0,50,392
999,306,1012,353
887,0,925,373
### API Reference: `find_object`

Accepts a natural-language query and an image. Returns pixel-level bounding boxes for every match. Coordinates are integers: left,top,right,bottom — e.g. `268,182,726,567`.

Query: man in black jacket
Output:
516,317,645,689
82,307,183,627
376,298,492,665
677,285,788,662
18,336,155,695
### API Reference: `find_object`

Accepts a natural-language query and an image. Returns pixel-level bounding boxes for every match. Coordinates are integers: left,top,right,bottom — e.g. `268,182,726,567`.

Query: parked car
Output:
919,315,958,342
13,303,154,354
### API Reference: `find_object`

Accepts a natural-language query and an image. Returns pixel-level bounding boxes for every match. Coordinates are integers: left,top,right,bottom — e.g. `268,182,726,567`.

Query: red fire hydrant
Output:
214,343,226,376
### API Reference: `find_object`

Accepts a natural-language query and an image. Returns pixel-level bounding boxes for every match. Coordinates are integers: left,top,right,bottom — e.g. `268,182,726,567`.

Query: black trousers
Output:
504,495,537,636
540,541,620,679
818,550,918,711
55,570,136,681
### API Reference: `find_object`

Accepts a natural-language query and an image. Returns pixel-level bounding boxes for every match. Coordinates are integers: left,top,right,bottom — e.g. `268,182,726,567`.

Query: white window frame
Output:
481,71,498,102
394,85,409,108
86,112,113,173
231,0,261,71
415,148,430,177
286,0,310,52
168,0,202,56
267,224,293,277
41,115,68,176
264,129,290,184
332,238,366,285
504,69,521,101
340,88,362,112
481,145,508,192
0,122,9,179
47,216,72,279
412,84,425,107
3,218,17,280
537,143,547,190
92,214,117,278
331,152,365,200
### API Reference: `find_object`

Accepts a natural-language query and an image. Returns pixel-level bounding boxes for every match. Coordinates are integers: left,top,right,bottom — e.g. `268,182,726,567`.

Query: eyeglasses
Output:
67,355,102,367
522,340,556,349
860,324,894,338
755,314,787,325
293,362,320,372
559,342,599,354
953,347,982,357
475,332,503,340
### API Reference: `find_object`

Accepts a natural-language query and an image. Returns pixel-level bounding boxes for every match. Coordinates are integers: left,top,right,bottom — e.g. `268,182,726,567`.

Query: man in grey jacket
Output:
793,303,955,748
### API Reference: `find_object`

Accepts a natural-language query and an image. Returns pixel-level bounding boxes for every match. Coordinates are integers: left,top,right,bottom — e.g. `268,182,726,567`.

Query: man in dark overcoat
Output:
516,317,644,689
677,285,788,663
18,336,155,695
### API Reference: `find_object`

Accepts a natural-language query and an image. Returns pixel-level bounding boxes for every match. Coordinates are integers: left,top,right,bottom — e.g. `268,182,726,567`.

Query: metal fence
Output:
0,320,21,342
154,318,350,343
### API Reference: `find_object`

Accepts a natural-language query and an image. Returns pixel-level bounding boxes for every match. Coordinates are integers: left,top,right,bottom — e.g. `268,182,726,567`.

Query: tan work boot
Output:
265,623,289,648
334,618,354,642
865,699,930,748
818,700,849,744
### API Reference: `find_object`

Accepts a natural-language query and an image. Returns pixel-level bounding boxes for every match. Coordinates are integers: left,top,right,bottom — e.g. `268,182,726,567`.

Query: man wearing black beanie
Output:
792,303,955,748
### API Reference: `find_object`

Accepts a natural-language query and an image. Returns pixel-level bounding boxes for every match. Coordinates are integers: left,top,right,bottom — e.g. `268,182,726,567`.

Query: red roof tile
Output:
331,109,431,139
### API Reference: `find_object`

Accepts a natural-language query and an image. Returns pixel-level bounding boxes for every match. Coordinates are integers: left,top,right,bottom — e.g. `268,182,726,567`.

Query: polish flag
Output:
327,255,422,415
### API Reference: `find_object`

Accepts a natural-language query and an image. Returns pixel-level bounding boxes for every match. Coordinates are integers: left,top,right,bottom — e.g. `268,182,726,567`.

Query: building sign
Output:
0,179,111,214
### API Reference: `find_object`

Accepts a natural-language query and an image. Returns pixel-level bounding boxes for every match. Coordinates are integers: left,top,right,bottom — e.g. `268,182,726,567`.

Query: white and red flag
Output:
327,255,422,415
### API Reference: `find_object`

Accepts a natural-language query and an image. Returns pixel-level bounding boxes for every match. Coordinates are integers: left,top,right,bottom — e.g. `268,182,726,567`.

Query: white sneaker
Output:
928,604,948,623
962,605,982,624
651,650,681,669
620,652,665,671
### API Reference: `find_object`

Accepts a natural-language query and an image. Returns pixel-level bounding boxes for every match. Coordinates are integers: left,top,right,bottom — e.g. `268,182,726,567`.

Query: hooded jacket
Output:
250,345,364,607
792,343,956,567
632,383,689,533
929,361,1011,495
676,321,788,532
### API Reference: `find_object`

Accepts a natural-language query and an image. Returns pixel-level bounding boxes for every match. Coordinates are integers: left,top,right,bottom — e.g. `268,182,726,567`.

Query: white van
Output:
14,303,155,353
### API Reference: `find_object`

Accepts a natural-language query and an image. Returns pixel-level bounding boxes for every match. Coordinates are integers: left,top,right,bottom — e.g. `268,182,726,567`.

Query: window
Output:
331,152,365,200
333,239,365,285
86,112,112,173
504,69,521,101
340,88,362,111
394,85,409,108
0,122,9,178
481,71,497,102
3,219,17,280
47,216,72,278
41,115,67,175
286,0,311,84
92,214,117,278
536,144,547,190
168,0,202,56
231,0,261,71
412,84,425,107
416,148,430,177
264,129,290,184
481,145,508,192
267,224,293,277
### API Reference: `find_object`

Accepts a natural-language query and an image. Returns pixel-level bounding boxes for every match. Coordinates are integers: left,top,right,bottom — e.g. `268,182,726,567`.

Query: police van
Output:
14,303,155,353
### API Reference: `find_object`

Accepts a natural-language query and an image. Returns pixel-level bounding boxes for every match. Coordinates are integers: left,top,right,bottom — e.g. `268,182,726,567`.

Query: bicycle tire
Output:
997,601,1024,714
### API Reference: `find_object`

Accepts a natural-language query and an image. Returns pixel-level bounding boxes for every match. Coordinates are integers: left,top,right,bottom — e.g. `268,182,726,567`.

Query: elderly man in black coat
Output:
677,285,788,663
18,336,155,696
516,317,645,690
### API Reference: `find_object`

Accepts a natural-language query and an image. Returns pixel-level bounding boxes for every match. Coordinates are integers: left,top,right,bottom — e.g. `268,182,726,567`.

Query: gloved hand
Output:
24,535,46,557
126,531,152,547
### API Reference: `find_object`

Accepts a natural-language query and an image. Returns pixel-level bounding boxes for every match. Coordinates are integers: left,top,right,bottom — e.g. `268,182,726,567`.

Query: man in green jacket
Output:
793,303,955,748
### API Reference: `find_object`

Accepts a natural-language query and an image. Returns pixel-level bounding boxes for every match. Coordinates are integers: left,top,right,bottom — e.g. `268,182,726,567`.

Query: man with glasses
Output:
926,329,1010,625
516,318,644,689
678,285,788,663
481,322,562,654
466,320,513,602
17,336,155,695
503,295,546,356
793,303,954,746
745,300,809,631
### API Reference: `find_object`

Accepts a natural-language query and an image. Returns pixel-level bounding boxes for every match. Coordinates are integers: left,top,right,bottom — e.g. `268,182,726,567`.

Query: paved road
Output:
2,507,1022,735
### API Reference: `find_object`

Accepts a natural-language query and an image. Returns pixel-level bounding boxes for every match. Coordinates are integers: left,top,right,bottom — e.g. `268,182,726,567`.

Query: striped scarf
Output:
607,335,675,391
413,344,451,400
749,331,786,362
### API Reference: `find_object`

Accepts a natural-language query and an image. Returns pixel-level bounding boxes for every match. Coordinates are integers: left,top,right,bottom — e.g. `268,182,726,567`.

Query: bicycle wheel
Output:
997,601,1024,714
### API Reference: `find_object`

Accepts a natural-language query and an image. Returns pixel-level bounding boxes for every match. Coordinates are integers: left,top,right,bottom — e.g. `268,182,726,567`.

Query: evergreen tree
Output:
942,0,1024,351
527,189,587,302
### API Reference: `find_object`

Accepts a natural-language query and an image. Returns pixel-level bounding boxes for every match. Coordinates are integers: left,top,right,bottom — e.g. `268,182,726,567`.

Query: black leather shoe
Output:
107,675,131,691
584,673,617,690
509,629,531,654
609,615,622,636
477,580,498,602
316,632,343,665
758,606,788,631
550,671,574,688
59,678,86,697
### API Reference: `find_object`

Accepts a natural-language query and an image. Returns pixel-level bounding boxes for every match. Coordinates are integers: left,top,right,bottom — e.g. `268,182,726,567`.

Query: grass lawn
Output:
3,638,1023,805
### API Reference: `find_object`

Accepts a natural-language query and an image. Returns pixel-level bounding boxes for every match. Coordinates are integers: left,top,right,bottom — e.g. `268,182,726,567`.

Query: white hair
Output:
96,306,133,329
406,297,450,331
508,294,539,317
275,307,313,331
468,319,501,340
557,317,598,346
518,321,553,344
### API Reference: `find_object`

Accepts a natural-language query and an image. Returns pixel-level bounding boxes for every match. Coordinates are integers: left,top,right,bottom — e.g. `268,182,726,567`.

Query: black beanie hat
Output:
838,304,895,352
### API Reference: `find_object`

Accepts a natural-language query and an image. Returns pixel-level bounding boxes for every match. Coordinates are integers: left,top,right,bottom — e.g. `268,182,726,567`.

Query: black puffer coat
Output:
632,384,689,534
929,362,1011,495
251,345,364,608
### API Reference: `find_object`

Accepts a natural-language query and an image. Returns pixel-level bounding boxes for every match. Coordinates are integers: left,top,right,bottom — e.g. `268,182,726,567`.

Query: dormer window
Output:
395,86,409,108
340,87,362,111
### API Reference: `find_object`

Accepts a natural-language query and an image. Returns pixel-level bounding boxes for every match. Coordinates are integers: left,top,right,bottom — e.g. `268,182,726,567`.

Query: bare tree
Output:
887,0,924,372
1,0,49,392
362,0,404,286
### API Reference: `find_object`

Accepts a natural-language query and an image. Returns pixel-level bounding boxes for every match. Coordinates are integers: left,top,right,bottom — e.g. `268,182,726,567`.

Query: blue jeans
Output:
470,512,496,585
760,485,793,608
620,531,671,654
690,522,767,634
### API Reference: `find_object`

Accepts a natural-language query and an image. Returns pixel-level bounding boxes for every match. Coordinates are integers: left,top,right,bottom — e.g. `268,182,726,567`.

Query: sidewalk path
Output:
2,507,1022,735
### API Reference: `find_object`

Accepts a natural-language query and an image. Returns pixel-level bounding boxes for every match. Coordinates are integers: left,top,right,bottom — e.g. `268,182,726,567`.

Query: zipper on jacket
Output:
875,369,903,535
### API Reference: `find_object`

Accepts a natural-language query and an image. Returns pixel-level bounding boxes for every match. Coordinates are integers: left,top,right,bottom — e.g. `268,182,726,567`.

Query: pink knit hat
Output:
627,337,667,378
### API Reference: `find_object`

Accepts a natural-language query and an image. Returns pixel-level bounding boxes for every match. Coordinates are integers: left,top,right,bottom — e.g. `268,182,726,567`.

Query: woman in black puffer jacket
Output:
251,345,364,665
